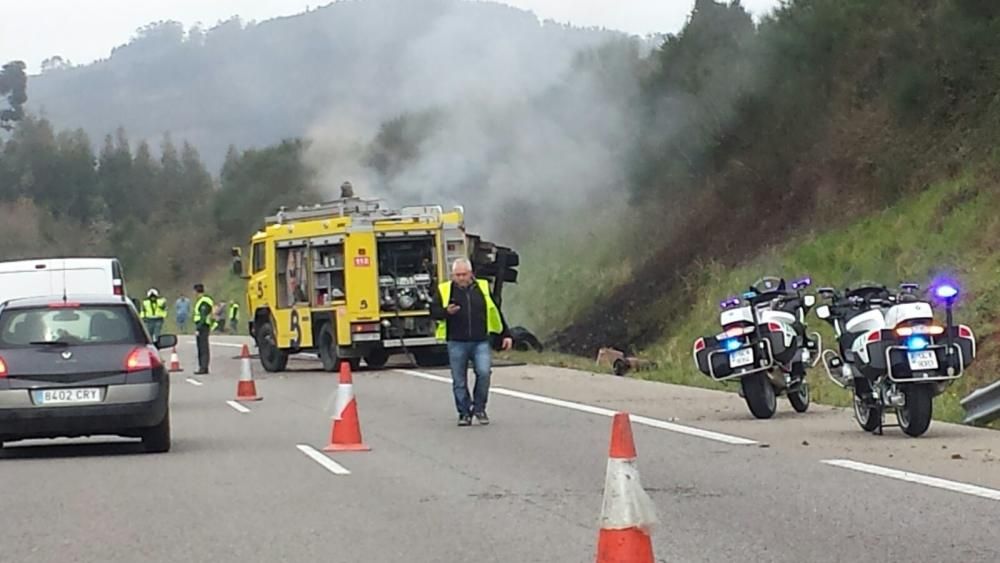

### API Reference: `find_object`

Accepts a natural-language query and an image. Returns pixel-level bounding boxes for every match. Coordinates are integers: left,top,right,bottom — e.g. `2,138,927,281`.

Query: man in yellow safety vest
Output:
430,258,512,427
140,288,168,341
192,283,216,375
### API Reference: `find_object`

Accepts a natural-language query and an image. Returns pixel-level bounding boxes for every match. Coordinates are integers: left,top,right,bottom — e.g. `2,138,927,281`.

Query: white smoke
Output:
302,0,647,244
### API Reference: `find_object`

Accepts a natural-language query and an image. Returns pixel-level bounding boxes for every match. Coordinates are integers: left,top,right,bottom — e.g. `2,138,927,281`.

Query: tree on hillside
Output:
630,0,757,199
214,139,318,243
0,61,27,131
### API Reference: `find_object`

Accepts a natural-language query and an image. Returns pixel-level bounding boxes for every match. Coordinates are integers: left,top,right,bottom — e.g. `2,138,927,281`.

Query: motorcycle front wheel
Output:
897,385,933,437
853,395,881,432
741,372,777,419
788,379,810,413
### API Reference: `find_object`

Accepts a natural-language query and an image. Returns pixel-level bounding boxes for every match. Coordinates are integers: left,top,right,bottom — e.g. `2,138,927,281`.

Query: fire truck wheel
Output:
317,324,340,372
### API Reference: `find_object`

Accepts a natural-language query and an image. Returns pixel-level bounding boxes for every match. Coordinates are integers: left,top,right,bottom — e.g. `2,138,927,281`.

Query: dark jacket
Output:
430,281,512,343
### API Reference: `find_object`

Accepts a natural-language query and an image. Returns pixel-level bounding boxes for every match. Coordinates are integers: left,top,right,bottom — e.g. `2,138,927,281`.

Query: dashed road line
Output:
185,378,203,386
226,400,251,413
822,459,1000,502
296,444,351,475
394,369,757,446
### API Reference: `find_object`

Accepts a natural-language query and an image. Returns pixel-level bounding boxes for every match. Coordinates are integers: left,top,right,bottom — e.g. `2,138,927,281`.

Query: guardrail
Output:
960,379,1000,426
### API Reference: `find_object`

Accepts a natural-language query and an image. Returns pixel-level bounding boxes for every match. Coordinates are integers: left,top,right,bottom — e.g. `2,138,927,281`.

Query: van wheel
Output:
317,324,340,372
256,322,288,372
142,411,171,453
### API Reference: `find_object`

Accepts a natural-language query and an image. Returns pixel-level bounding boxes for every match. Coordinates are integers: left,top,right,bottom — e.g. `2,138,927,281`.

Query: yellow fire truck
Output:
231,196,519,372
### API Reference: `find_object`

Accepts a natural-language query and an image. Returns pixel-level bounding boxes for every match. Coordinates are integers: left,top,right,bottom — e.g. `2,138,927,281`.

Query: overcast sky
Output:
1,0,782,73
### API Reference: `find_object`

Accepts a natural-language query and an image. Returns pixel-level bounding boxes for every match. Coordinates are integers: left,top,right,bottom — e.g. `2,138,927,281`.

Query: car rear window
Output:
0,305,142,348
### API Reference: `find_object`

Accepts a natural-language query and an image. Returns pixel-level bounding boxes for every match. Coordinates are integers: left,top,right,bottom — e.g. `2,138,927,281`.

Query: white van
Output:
0,258,129,304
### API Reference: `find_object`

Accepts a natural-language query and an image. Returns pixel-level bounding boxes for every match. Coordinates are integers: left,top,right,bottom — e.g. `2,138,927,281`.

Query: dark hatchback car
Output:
0,295,175,453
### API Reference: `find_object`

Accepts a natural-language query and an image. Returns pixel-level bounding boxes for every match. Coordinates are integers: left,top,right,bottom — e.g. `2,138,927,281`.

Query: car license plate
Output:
729,348,754,368
33,388,103,405
908,351,938,371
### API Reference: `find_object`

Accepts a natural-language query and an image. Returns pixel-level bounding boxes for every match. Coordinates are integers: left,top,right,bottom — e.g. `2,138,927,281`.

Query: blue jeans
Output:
447,340,492,416
144,318,164,341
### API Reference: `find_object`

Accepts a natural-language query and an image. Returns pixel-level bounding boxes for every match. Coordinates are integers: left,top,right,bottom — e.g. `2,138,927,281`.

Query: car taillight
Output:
0,356,7,377
694,338,706,352
125,347,162,372
113,279,124,296
351,323,380,333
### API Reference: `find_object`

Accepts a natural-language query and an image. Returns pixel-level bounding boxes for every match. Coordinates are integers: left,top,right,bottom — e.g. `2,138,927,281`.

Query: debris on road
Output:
510,326,544,352
596,346,657,376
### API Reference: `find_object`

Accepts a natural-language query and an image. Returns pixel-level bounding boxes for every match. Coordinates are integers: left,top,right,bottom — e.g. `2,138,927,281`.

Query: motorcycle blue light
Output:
906,336,929,351
934,284,959,300
723,338,742,352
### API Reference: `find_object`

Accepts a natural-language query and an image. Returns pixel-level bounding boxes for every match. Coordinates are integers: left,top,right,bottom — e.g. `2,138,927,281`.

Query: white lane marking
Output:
397,369,451,383
226,400,251,413
296,444,351,475
394,369,757,446
185,378,204,386
823,459,1000,502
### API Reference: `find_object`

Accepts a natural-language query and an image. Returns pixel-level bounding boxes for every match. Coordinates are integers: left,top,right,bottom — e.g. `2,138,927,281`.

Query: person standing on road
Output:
430,258,513,426
140,288,168,341
228,301,240,333
174,294,191,334
192,284,216,375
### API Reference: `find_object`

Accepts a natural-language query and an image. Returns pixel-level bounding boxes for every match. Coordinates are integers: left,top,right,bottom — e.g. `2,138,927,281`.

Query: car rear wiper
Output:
29,340,70,347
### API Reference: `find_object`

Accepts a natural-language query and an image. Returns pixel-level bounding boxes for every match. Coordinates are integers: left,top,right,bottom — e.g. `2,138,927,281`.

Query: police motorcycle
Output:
693,276,822,419
814,281,976,437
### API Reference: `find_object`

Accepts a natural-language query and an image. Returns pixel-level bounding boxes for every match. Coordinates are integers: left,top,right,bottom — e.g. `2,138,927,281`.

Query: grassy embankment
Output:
511,167,1000,426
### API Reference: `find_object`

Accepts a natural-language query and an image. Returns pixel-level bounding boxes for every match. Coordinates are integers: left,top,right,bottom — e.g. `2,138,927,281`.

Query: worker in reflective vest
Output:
192,283,216,375
140,288,168,341
430,258,512,427
228,301,240,333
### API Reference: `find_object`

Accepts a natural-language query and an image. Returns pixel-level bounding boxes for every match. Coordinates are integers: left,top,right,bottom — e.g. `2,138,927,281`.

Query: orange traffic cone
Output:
235,344,262,401
168,347,183,373
323,360,370,452
596,412,658,563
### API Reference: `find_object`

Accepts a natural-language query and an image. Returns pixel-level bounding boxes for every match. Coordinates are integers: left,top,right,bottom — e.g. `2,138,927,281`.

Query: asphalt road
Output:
1,335,998,562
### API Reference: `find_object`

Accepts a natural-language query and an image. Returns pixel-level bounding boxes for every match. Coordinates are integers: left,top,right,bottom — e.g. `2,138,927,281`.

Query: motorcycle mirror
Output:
815,305,831,319
818,287,835,297
804,295,816,307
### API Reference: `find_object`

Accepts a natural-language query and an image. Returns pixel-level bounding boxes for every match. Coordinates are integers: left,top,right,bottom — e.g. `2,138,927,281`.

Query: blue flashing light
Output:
723,338,742,352
906,336,930,351
934,284,959,300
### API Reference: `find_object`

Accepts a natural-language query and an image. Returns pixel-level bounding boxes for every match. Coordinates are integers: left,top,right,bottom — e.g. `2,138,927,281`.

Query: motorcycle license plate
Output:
908,350,938,371
729,348,754,368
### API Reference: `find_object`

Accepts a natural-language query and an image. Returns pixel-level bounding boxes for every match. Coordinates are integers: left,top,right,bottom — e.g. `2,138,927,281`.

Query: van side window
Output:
252,243,266,274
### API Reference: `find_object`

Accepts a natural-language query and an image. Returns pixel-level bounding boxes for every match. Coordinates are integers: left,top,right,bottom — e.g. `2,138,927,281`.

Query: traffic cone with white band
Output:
235,344,262,401
324,360,370,452
596,412,658,563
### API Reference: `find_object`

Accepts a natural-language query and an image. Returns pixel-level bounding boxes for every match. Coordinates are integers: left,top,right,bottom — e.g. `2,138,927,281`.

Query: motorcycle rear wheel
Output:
897,385,933,437
741,372,777,419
